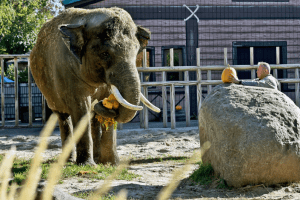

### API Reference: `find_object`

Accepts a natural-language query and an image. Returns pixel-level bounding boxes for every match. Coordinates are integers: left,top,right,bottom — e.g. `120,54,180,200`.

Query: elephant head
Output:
59,7,160,123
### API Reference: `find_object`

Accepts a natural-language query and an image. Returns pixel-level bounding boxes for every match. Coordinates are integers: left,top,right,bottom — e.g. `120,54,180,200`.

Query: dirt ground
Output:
1,126,300,199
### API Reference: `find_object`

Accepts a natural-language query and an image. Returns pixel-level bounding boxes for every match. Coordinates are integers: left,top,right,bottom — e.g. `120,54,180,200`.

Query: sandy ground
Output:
1,126,300,199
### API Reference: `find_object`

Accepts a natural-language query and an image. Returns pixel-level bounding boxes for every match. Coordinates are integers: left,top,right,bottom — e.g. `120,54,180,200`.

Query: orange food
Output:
95,94,119,130
221,66,237,83
102,94,119,110
175,105,182,110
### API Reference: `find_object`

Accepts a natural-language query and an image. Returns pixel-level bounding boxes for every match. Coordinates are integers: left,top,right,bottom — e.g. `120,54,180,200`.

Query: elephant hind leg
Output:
56,111,76,162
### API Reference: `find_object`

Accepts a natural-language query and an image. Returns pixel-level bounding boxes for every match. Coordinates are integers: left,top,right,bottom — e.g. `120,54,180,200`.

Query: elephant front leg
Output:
97,124,119,165
72,109,96,166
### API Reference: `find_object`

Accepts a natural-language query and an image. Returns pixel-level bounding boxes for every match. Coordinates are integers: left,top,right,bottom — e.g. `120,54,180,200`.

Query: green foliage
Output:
1,64,28,83
0,0,64,54
190,162,214,185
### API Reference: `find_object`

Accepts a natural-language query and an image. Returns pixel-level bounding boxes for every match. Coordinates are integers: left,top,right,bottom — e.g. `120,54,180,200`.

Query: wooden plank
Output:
196,48,202,132
170,48,174,67
198,32,299,40
14,57,19,126
296,68,299,107
184,71,190,127
42,95,46,124
117,123,123,130
162,71,167,128
224,48,228,66
0,54,29,58
143,86,149,129
207,70,212,93
170,84,176,129
250,47,256,79
1,59,4,127
139,71,144,128
28,58,32,126
275,47,281,91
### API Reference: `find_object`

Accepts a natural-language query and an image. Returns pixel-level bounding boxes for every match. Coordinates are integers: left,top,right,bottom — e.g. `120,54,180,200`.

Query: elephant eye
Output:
100,52,110,58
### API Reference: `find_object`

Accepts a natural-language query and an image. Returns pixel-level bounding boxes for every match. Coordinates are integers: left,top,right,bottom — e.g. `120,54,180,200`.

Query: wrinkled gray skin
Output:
30,7,151,165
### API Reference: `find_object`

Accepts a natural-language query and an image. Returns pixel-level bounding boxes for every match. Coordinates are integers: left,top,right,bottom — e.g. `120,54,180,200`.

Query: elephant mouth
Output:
93,84,160,120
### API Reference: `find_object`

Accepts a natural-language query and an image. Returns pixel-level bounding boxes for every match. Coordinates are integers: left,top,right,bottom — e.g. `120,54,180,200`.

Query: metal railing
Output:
0,55,46,128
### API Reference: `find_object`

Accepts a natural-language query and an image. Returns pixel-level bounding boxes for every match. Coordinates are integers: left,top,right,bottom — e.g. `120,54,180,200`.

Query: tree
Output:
0,0,64,54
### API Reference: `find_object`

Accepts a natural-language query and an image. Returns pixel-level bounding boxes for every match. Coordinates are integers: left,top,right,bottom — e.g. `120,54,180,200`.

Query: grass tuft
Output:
190,162,214,185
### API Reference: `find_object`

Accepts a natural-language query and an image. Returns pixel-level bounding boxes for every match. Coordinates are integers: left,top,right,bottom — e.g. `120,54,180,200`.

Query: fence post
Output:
28,57,32,126
42,95,46,124
250,47,256,79
184,71,190,127
1,58,4,127
14,57,19,126
196,48,202,131
296,67,299,107
142,49,149,129
170,48,176,129
275,47,281,91
162,71,167,128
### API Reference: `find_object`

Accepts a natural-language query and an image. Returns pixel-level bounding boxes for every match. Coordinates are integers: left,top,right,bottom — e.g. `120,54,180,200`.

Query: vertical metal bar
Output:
28,57,32,126
295,68,299,107
143,86,148,129
196,48,202,131
42,95,46,124
162,71,167,128
250,47,255,79
275,47,280,91
170,84,175,129
14,57,19,126
1,58,4,127
184,71,190,127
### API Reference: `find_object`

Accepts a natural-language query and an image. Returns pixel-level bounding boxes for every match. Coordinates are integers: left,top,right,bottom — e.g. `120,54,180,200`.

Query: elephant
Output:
30,7,160,165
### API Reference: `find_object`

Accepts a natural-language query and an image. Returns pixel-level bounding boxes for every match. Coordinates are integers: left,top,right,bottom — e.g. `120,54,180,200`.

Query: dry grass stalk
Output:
115,189,128,200
157,141,211,200
89,160,129,200
0,146,16,200
18,113,58,200
7,183,17,200
42,110,94,200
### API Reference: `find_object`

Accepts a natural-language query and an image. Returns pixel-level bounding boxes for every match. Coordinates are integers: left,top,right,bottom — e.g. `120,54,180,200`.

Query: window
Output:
232,41,289,91
162,46,186,81
136,47,155,82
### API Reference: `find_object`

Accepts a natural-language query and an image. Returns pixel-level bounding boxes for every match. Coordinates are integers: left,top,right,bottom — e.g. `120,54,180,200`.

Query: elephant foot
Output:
96,154,120,166
76,159,97,166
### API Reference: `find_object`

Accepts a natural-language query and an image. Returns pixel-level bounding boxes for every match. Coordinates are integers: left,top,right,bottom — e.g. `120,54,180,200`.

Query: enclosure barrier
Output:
137,48,300,130
0,55,47,128
1,48,300,129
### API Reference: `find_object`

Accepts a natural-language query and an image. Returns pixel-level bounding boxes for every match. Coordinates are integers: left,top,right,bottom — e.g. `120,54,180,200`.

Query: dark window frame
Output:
161,45,187,83
144,46,156,83
232,41,287,65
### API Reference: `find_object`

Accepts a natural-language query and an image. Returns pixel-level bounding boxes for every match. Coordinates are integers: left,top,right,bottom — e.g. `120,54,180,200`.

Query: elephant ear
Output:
136,25,151,54
59,24,85,64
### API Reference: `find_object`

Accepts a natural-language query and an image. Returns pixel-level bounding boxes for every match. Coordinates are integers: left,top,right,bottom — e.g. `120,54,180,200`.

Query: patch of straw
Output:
89,160,129,200
7,183,17,200
18,113,58,200
0,146,16,200
115,189,128,200
42,110,94,200
157,141,211,200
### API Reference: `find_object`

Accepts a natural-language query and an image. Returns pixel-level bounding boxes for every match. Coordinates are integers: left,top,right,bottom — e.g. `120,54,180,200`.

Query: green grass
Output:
73,191,116,200
0,154,139,186
189,162,232,189
190,162,214,185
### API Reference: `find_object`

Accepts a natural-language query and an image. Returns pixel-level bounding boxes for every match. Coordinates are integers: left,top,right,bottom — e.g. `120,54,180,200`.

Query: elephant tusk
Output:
110,85,143,111
140,93,161,113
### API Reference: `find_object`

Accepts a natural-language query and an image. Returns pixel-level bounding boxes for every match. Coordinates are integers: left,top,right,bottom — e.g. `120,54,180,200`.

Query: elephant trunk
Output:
108,63,141,123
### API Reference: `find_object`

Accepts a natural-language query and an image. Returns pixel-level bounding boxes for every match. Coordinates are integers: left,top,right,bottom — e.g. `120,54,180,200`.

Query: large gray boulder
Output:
199,84,300,187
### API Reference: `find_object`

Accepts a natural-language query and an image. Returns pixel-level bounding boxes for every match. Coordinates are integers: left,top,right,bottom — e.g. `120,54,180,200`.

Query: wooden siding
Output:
198,19,300,66
134,20,186,68
86,0,299,7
